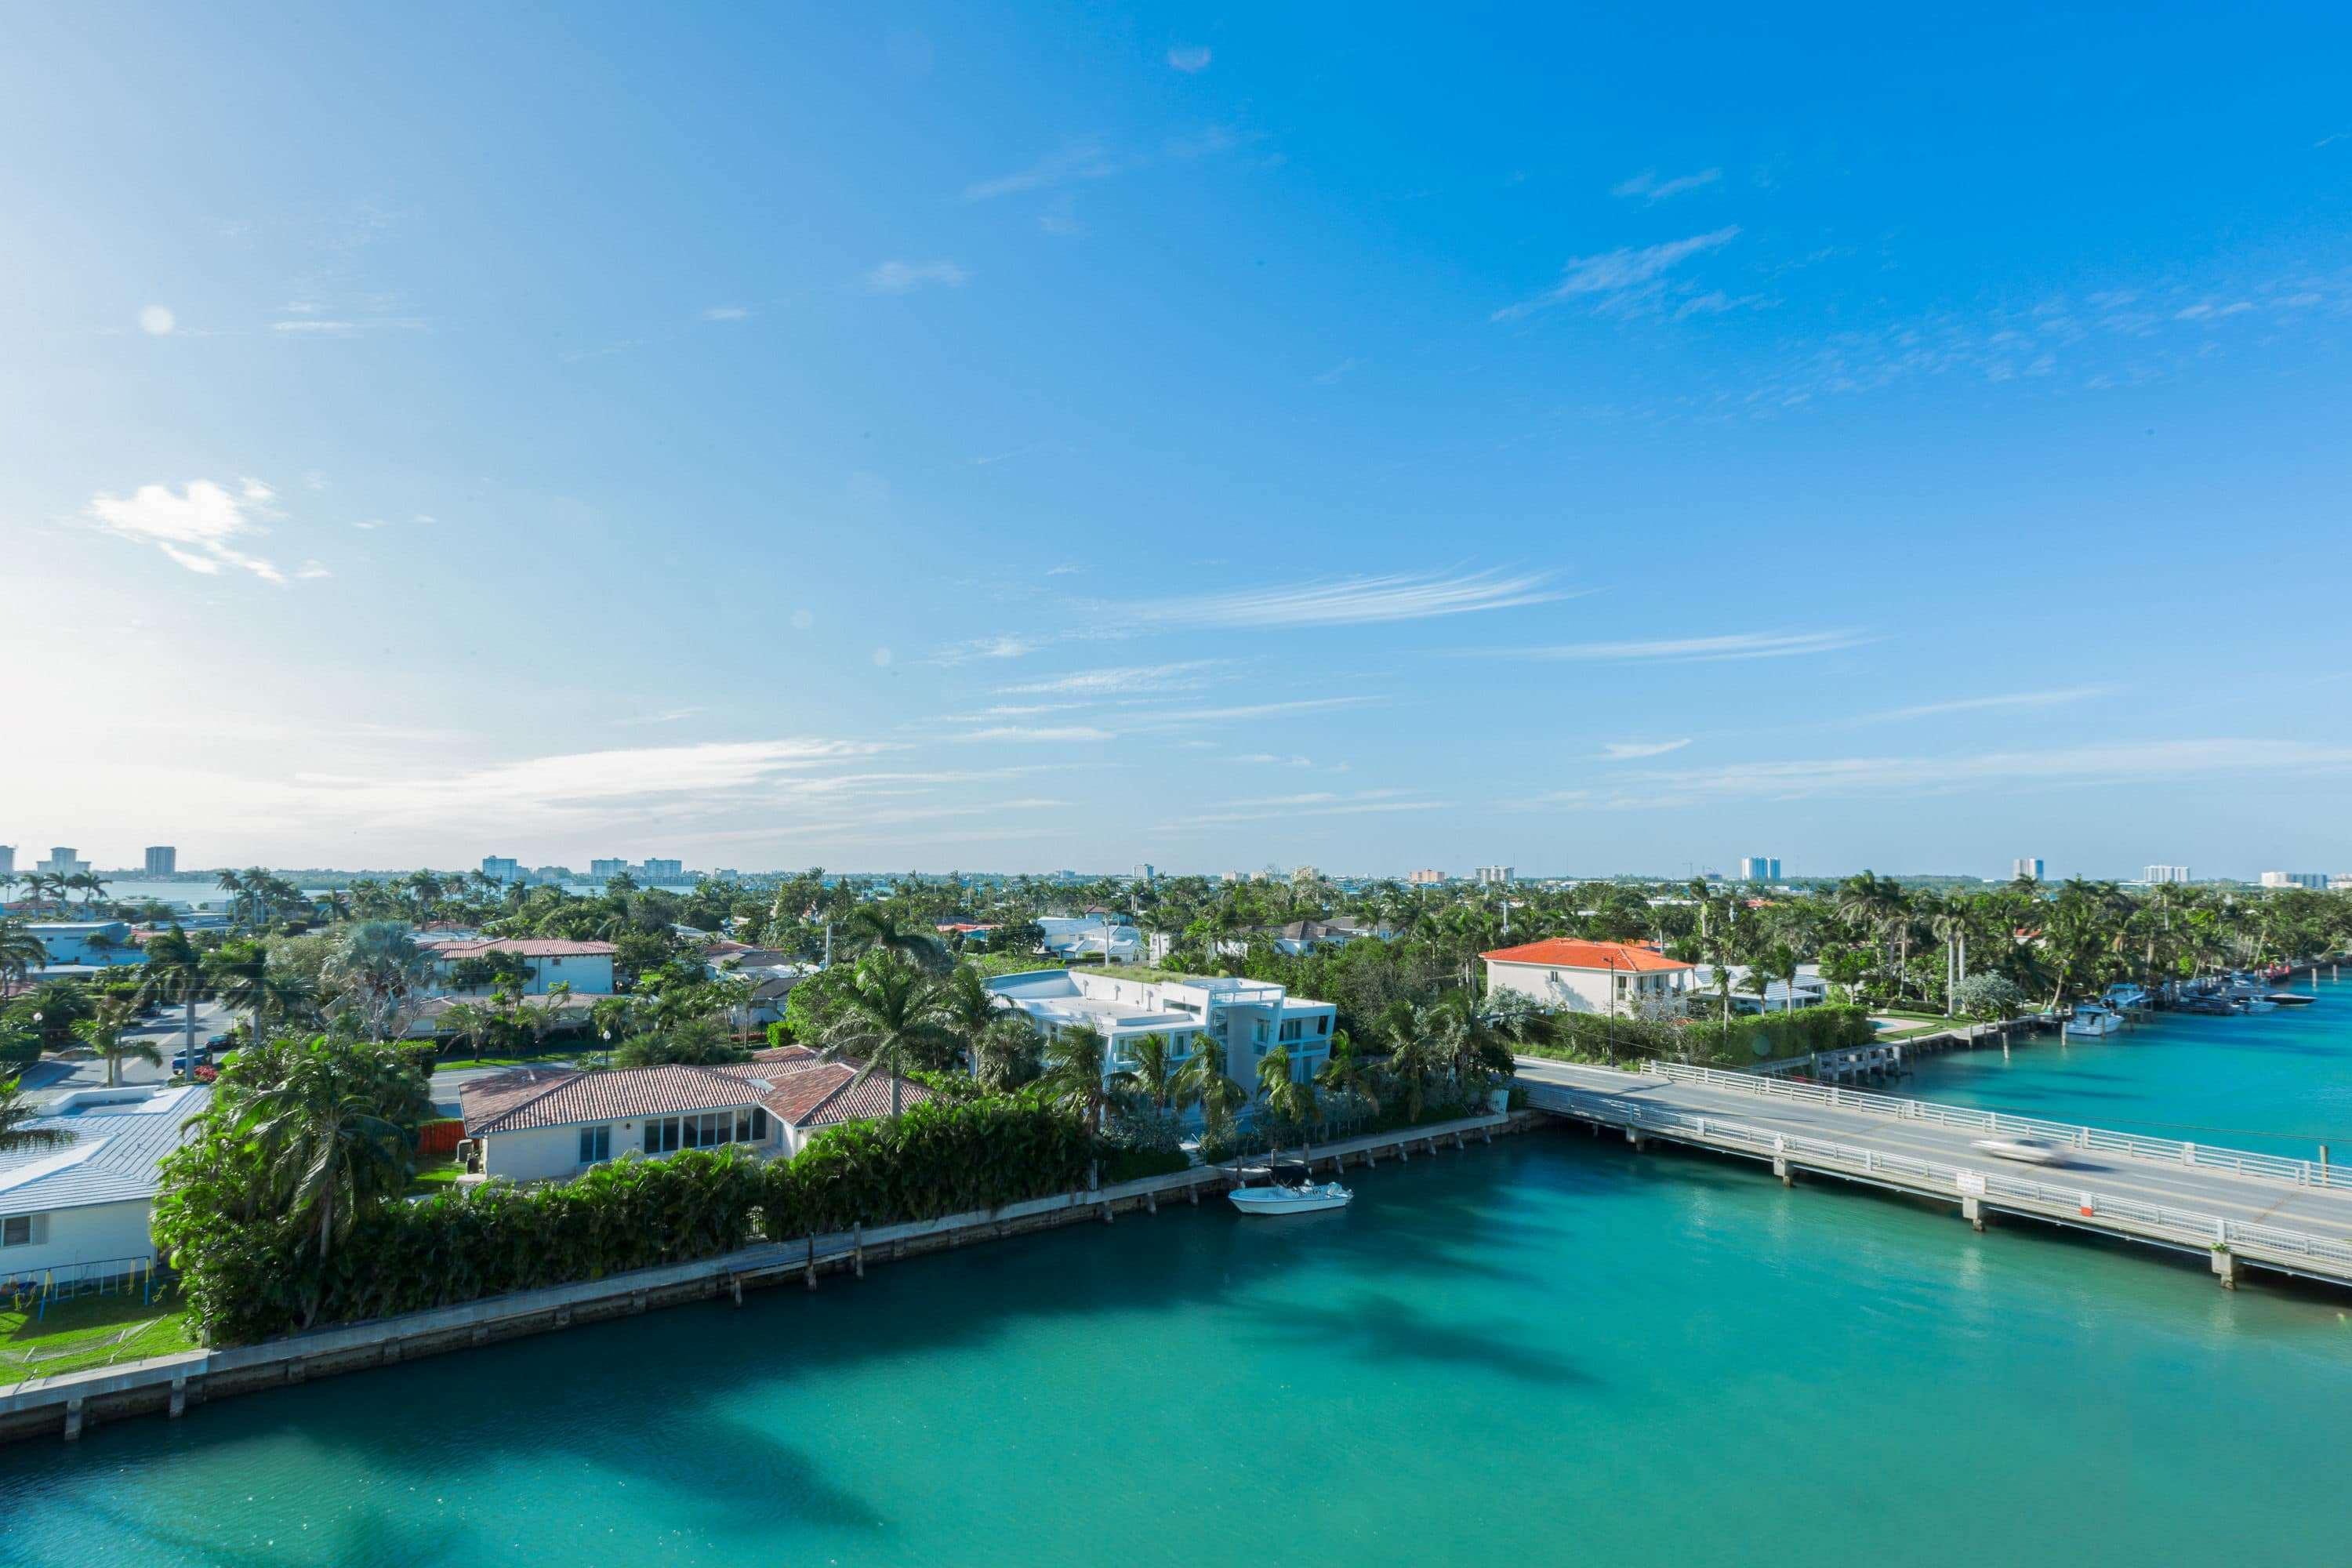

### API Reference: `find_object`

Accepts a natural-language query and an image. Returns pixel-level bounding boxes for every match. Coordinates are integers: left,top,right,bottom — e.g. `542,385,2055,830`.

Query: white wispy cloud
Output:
1612,167,1722,202
1472,629,1871,663
139,305,176,336
612,706,708,727
951,725,1119,743
702,305,752,321
1532,739,2352,810
1845,685,2116,726
931,634,1048,666
1600,739,1692,760
1233,753,1313,767
82,478,299,584
964,141,1121,202
1121,568,1565,629
1493,227,1741,321
1160,788,1447,830
1167,45,1213,72
996,659,1225,696
864,260,969,294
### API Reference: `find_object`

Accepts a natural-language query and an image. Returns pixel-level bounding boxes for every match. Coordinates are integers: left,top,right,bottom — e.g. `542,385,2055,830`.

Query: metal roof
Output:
0,1084,211,1214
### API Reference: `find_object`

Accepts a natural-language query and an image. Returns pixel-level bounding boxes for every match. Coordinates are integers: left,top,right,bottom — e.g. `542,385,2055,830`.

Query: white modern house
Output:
1481,938,1695,1018
985,967,1337,1093
0,1083,212,1286
1688,963,1829,1014
425,937,617,996
456,1048,927,1182
1036,916,1144,964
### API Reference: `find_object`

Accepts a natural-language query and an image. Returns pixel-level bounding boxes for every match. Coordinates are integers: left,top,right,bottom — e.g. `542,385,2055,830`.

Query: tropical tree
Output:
0,918,49,993
819,949,956,1118
1316,1027,1384,1116
227,1038,430,1286
74,996,161,1087
1177,1037,1247,1143
971,1013,1044,1091
323,921,434,1040
1125,1032,1183,1115
938,964,1004,1069
1043,1022,1134,1143
839,905,950,973
1,1074,71,1153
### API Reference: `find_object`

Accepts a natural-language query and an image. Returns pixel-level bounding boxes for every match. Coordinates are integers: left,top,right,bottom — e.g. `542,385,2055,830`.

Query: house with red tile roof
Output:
455,1047,927,1182
1480,938,1694,1018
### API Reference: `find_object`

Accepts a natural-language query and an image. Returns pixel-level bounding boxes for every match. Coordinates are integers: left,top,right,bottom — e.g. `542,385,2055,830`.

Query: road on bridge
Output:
1513,1057,2352,1247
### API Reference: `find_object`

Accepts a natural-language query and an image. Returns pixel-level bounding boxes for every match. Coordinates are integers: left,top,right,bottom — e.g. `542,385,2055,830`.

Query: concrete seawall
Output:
1,1110,1534,1447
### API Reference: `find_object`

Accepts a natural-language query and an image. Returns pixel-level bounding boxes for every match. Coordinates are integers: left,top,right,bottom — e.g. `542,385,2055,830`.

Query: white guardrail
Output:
1529,1083,2352,1278
1635,1059,2352,1192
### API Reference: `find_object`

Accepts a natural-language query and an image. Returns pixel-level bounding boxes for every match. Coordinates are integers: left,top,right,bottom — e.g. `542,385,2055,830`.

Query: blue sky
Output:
6,2,2351,879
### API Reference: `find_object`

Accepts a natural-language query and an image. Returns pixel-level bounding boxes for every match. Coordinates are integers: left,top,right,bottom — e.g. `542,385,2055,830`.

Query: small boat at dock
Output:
2266,993,2315,1007
2063,1002,2123,1037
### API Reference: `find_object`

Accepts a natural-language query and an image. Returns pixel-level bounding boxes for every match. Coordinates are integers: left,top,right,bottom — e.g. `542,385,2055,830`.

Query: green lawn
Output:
0,1290,198,1383
406,1156,467,1196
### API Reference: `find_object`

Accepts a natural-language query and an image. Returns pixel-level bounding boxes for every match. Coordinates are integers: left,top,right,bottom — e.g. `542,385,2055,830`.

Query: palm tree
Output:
140,927,208,1062
938,963,1001,1069
1127,1032,1182,1114
0,919,46,995
1043,1021,1134,1144
0,1074,72,1154
972,1013,1044,1090
818,950,955,1119
1316,1028,1383,1117
1177,1038,1247,1142
74,997,160,1087
231,1041,419,1288
1256,1041,1320,1163
216,869,248,928
840,906,949,973
323,921,434,1041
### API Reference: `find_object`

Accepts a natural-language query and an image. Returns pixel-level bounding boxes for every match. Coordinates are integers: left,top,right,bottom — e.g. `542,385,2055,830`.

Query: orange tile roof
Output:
1480,938,1692,973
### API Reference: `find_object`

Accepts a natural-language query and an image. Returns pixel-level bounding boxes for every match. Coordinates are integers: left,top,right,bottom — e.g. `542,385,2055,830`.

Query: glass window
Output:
2,1214,29,1247
752,1107,769,1140
1316,1014,1329,1036
579,1126,610,1164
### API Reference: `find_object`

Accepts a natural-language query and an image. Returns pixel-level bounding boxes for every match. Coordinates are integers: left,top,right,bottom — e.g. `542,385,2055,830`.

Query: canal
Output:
4,989,2349,1566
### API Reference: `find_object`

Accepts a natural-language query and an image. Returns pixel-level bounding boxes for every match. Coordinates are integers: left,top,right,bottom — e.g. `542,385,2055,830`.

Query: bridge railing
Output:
1526,1083,2352,1276
1634,1059,2350,1191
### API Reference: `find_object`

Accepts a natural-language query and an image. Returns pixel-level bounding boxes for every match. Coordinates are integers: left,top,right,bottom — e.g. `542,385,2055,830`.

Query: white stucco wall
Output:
0,1197,159,1281
1485,961,1690,1017
479,1115,782,1182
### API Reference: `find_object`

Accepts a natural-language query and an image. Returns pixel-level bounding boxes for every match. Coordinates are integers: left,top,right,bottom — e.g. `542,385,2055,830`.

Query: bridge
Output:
1515,1058,2352,1293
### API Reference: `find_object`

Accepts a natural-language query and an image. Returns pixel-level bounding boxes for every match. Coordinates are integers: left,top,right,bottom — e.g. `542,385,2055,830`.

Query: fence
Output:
1636,1059,2351,1191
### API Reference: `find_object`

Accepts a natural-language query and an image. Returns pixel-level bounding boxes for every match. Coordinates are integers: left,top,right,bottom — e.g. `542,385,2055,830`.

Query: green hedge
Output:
168,1090,1099,1345
1523,1004,1878,1068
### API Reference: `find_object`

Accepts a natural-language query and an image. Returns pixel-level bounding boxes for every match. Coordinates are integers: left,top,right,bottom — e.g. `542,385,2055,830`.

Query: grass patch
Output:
0,1288,198,1383
406,1156,466,1196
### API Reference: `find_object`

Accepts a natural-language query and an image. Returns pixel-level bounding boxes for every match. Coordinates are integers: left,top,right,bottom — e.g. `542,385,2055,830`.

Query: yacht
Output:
2063,1002,2123,1038
2103,983,2149,1011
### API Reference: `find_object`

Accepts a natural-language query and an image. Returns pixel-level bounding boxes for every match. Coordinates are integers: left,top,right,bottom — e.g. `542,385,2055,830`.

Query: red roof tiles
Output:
1479,938,1693,973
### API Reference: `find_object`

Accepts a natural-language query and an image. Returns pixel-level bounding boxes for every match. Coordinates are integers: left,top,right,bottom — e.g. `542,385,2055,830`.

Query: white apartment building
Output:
2259,871,2328,891
2143,864,2194,884
985,968,1337,1097
1482,938,1695,1018
1739,856,1780,881
1473,865,1513,886
35,848,89,877
2013,857,2045,881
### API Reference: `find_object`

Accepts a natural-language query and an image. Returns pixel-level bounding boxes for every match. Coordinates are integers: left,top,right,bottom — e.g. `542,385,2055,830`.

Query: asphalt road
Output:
17,1000,234,1098
1514,1056,2352,1243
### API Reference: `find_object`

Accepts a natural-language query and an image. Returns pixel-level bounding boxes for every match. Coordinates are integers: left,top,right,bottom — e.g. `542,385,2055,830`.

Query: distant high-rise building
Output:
1407,868,1446,887
0,845,15,877
143,846,176,876
1133,863,1156,884
2143,864,2193,884
639,858,684,882
481,855,521,883
2259,870,2327,891
2012,857,2045,881
589,858,630,880
37,847,89,877
1739,856,1781,882
1474,865,1513,886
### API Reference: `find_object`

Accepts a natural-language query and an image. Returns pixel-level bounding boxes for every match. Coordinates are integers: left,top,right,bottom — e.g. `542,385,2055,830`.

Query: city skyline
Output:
7,5,2351,874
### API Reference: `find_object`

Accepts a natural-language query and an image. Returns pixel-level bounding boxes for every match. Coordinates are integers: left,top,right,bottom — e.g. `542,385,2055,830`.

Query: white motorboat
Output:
1970,1135,2068,1167
1229,1181,1353,1215
2063,1002,2123,1038
2103,983,2148,1010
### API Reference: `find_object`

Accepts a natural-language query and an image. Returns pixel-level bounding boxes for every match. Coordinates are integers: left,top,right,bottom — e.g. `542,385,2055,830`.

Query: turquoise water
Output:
5,1003,2352,1566
1905,971,2352,1160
